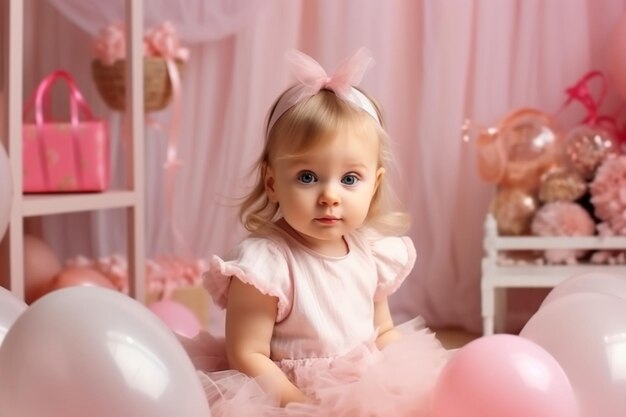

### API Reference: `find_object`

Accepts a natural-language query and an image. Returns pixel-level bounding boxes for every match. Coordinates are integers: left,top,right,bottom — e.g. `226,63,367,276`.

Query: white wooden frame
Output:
481,213,626,335
1,0,146,302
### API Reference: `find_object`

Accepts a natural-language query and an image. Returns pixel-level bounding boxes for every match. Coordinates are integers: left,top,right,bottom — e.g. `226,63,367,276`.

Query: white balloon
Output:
0,287,211,417
521,292,626,417
0,286,27,347
541,271,626,308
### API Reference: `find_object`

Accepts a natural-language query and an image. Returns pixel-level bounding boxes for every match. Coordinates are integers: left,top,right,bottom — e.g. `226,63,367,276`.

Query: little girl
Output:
187,48,448,417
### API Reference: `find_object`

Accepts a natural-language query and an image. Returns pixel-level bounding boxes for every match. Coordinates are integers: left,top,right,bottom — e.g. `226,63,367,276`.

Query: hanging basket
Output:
91,56,184,112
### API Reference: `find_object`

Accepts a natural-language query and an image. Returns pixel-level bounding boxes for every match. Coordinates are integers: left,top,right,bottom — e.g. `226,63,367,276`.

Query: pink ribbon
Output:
288,47,373,101
559,70,607,125
558,71,626,145
147,23,188,254
267,47,379,133
162,58,191,256
100,20,191,255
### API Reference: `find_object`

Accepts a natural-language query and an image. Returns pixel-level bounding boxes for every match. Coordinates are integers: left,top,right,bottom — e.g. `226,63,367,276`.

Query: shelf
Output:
481,212,626,335
491,235,626,250
1,0,146,302
21,190,137,217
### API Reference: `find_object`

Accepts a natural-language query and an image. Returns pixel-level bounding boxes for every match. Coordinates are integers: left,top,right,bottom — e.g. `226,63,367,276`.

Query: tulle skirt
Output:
179,318,449,417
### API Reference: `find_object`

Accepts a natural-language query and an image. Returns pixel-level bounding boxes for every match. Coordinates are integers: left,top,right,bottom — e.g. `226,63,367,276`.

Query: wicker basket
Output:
91,57,184,112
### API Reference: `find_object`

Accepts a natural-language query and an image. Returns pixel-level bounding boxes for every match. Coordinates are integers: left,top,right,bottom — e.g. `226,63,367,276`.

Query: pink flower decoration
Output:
144,21,190,61
92,21,189,65
590,155,626,235
92,23,126,65
531,202,595,264
65,254,206,297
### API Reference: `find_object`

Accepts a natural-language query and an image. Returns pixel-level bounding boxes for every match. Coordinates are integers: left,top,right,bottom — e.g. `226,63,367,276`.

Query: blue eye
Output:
341,174,359,186
297,171,317,184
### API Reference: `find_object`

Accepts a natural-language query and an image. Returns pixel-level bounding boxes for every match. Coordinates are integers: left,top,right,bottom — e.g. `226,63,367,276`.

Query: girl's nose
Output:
318,184,340,206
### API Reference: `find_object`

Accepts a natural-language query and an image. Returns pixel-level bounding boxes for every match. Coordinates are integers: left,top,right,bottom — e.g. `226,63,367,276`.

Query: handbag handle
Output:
23,70,95,126
22,70,96,191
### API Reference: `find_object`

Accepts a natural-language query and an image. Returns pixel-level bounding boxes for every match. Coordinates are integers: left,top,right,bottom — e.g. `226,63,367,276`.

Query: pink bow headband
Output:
267,47,380,134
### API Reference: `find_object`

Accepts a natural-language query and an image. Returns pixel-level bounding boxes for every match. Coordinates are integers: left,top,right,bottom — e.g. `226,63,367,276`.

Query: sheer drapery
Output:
22,0,626,333
46,0,270,42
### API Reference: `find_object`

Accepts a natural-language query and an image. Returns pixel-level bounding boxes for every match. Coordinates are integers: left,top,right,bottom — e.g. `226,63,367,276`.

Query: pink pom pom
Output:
531,202,595,264
591,155,626,235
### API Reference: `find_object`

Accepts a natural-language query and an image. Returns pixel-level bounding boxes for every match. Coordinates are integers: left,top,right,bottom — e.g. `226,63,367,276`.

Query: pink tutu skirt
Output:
179,318,449,417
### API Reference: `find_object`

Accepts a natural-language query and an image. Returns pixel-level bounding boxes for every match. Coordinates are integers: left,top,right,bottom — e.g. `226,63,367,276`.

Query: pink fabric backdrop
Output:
17,0,626,333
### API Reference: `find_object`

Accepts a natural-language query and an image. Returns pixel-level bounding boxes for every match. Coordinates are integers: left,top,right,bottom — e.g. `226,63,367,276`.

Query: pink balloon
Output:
0,142,12,241
0,287,211,417
431,334,578,417
0,286,27,347
23,234,62,303
608,13,626,101
48,266,116,293
149,299,202,338
542,271,626,308
520,292,626,417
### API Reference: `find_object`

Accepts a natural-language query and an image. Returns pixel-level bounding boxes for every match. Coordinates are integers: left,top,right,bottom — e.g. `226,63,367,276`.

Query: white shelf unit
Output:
481,213,626,335
1,0,146,302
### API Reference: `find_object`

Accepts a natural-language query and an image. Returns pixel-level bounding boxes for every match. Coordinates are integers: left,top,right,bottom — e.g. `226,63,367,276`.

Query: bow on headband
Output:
267,47,380,133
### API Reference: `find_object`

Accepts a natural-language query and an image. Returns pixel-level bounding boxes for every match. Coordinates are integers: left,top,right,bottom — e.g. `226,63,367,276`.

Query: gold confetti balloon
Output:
562,125,617,180
490,187,538,236
538,168,587,203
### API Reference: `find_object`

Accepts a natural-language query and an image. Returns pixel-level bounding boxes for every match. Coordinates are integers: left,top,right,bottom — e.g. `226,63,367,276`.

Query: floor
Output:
433,328,480,349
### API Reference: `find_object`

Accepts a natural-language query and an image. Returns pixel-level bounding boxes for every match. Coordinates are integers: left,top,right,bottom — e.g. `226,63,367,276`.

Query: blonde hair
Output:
239,88,409,235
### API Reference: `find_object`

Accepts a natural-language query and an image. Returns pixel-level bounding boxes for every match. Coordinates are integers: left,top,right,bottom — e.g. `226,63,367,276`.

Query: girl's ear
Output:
374,167,385,193
263,162,278,203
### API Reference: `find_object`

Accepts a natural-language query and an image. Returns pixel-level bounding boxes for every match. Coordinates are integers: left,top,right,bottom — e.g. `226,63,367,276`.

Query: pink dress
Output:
182,227,448,417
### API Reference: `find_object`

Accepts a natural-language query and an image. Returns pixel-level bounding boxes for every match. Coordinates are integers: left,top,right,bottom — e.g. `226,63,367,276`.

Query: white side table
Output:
481,213,626,335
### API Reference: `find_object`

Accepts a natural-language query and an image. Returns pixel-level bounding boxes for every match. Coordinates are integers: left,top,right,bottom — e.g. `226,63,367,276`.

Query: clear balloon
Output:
0,286,27,347
520,292,626,417
475,128,507,183
541,271,626,307
149,299,202,338
562,125,617,180
500,109,563,190
0,287,211,417
0,141,12,241
431,334,578,417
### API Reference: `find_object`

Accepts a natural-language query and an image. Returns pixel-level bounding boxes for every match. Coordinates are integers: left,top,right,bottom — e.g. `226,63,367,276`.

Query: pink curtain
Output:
21,0,626,333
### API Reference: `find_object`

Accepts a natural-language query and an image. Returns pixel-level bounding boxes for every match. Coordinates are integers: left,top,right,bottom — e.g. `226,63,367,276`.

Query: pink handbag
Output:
22,70,109,193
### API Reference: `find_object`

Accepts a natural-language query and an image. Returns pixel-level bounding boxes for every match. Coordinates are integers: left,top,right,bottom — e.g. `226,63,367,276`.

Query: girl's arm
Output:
374,296,402,349
226,278,309,406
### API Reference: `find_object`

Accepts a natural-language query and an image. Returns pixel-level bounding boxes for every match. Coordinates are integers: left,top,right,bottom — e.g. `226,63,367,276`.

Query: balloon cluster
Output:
430,271,626,417
472,71,623,264
520,272,626,417
0,287,211,417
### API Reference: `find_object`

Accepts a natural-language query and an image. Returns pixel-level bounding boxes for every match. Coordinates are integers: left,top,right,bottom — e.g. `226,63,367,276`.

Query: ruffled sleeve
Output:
370,235,417,301
203,237,292,322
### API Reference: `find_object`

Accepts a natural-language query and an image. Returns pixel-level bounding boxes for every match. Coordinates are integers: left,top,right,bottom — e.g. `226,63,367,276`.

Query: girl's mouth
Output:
315,217,340,225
